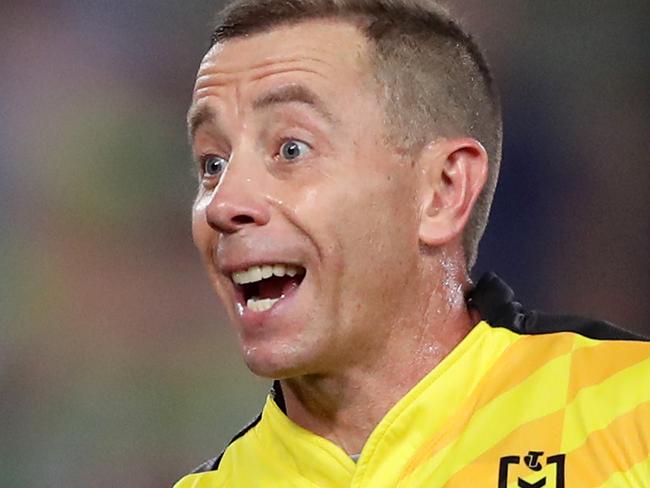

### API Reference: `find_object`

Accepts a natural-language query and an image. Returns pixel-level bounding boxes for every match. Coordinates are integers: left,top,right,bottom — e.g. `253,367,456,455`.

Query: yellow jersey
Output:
175,274,650,487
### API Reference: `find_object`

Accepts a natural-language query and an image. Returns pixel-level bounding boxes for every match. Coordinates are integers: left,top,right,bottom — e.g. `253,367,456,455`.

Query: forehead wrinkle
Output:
190,33,370,141
210,52,333,73
194,59,331,93
189,66,330,140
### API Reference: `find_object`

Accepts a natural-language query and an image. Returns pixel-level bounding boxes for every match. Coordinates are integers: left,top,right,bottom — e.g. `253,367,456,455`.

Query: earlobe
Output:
418,138,488,247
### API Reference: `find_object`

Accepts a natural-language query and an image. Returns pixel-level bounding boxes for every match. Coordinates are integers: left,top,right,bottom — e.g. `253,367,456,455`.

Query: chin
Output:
241,341,317,379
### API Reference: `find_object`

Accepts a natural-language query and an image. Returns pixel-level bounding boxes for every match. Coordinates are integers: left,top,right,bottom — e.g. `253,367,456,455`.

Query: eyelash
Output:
276,137,311,160
198,153,227,178
197,137,313,176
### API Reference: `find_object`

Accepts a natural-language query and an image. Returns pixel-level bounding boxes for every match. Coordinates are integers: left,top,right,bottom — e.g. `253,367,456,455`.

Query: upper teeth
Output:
232,264,300,285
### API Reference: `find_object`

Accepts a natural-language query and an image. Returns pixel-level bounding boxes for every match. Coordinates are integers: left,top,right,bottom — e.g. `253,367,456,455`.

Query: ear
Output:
417,137,488,247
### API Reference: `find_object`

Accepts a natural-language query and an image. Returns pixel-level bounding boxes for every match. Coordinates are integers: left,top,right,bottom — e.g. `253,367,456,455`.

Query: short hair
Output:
210,0,502,268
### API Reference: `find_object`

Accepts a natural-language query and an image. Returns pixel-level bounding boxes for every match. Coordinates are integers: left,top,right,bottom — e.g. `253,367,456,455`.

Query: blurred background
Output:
1,1,647,486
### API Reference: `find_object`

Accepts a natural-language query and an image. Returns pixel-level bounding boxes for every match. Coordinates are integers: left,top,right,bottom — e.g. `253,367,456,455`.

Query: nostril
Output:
206,199,270,233
232,214,255,226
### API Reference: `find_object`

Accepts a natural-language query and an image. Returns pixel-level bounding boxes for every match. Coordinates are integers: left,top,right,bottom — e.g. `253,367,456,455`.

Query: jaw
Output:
214,264,322,375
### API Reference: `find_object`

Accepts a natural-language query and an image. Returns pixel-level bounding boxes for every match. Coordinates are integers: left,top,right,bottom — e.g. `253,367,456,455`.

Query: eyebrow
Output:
251,84,336,124
187,104,216,142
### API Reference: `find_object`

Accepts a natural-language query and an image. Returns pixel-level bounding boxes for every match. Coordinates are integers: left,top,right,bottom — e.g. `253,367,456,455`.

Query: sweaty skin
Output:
189,19,483,455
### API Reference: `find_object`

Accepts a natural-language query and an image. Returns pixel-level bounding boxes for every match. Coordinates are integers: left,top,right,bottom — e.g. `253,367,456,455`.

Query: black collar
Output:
468,272,646,341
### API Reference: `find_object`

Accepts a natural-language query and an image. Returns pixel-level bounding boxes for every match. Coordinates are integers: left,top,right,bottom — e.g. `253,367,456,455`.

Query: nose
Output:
204,166,271,235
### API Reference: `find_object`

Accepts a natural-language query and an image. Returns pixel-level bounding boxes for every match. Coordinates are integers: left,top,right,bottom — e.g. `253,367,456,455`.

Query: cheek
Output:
349,176,418,238
338,175,420,278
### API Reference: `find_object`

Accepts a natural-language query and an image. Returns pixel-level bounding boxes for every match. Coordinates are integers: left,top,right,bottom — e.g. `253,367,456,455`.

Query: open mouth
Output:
232,264,306,312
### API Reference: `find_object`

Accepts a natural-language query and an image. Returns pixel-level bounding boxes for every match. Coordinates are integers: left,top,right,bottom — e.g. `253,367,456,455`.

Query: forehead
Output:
192,19,373,103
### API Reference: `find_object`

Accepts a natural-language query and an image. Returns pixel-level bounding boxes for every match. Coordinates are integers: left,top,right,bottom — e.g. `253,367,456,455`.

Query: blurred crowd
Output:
1,1,647,486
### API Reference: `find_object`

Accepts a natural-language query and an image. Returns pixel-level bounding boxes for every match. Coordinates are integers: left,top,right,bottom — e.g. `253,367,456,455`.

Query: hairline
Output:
208,16,425,145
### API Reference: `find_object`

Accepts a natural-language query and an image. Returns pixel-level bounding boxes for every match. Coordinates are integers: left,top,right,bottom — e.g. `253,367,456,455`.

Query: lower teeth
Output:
246,297,279,312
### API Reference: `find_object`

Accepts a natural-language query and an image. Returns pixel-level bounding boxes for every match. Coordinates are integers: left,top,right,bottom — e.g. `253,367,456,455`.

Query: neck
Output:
279,261,477,455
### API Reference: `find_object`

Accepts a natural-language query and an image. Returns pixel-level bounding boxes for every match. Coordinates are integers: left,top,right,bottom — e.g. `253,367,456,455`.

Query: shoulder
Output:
173,469,231,488
468,271,649,342
187,412,263,476
469,272,650,406
180,381,285,478
173,412,262,487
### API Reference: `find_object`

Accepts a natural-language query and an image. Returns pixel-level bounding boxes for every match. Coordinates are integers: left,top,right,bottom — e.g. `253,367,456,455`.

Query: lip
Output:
220,259,306,276
216,255,307,327
234,271,306,328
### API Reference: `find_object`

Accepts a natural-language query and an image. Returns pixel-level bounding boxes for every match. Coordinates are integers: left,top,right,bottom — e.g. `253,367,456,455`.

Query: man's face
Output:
190,20,423,378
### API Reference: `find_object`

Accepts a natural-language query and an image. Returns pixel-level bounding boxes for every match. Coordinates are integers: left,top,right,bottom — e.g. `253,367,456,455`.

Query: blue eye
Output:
280,140,310,161
202,155,227,176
